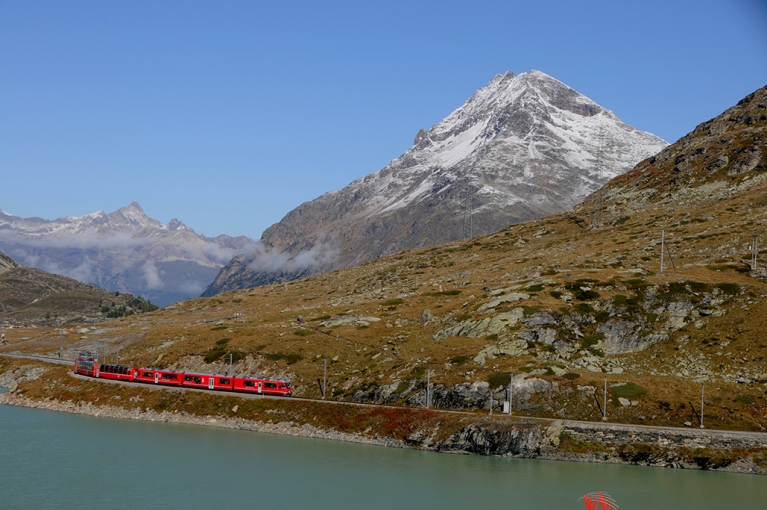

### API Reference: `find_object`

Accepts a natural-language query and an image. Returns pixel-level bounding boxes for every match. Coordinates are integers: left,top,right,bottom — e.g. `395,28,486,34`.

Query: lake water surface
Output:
1,395,765,509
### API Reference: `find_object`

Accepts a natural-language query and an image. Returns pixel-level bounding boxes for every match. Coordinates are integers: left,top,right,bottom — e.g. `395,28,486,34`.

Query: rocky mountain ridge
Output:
205,70,667,296
0,202,254,307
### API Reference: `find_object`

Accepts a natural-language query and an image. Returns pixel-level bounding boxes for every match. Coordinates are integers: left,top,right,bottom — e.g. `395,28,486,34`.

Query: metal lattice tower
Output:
463,180,474,239
591,128,606,229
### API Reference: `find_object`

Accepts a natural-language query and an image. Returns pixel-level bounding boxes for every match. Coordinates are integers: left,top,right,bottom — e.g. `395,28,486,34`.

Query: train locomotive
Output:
73,352,292,397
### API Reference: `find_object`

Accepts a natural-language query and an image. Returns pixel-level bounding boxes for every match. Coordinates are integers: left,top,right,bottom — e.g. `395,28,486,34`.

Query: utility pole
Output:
507,373,513,415
602,378,608,421
700,383,705,429
322,359,327,399
752,235,759,271
660,230,665,274
426,370,431,408
58,330,62,359
229,353,233,376
489,387,493,415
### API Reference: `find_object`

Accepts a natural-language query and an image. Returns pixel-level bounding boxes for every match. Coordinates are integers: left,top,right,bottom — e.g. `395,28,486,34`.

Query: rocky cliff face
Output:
205,70,666,296
0,202,253,306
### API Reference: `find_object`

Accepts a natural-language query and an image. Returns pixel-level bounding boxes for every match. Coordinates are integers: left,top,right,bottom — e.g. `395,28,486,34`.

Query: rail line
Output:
2,352,766,440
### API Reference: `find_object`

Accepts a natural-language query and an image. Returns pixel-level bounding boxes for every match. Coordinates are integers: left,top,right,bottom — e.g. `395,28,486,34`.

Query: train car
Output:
155,369,183,386
262,379,292,396
134,368,156,384
180,372,233,391
132,368,183,386
73,352,97,377
234,377,292,396
233,376,264,394
96,364,136,382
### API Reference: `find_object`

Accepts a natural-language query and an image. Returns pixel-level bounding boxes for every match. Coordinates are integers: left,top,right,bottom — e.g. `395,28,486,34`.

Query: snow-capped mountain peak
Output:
204,70,668,296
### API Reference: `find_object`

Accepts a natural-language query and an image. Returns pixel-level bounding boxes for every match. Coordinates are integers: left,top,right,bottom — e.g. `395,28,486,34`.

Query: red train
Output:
73,352,292,397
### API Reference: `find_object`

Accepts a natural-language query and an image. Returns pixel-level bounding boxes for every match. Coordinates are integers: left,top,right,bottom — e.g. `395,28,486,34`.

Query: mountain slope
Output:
205,70,667,295
7,85,767,435
0,250,157,324
0,202,253,307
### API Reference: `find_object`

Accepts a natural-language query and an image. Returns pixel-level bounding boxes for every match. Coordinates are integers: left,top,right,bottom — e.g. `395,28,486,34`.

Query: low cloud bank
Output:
245,240,338,274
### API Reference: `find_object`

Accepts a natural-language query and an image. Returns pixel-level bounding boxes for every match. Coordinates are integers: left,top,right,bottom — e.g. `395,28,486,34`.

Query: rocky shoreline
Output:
0,390,405,449
2,389,766,475
1,361,765,475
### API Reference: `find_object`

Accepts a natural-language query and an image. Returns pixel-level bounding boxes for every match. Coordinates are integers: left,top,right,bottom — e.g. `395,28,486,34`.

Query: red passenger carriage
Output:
73,352,97,377
234,377,291,396
180,373,234,391
95,364,136,381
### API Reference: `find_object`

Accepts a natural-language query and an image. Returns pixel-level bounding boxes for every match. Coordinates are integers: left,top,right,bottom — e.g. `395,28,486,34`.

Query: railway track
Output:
2,352,766,441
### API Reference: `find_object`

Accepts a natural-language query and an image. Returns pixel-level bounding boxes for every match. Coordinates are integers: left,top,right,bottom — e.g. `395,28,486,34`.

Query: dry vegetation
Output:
3,86,766,434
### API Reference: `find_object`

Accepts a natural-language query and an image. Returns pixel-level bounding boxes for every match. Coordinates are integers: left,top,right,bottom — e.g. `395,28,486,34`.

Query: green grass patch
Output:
294,329,314,336
449,355,470,365
582,333,604,348
563,372,581,380
706,264,737,272
610,382,646,398
716,283,739,295
380,298,404,306
735,395,756,404
565,282,600,300
487,372,511,388
264,352,304,364
431,289,462,296
210,325,228,331
526,284,545,292
204,345,227,363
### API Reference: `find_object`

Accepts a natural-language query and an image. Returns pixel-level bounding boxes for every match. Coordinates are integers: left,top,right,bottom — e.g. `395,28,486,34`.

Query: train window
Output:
219,379,230,385
142,372,153,378
265,383,276,389
243,381,254,387
162,374,177,380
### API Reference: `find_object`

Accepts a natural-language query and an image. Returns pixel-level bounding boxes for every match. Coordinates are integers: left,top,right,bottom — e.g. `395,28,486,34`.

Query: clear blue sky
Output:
2,0,766,240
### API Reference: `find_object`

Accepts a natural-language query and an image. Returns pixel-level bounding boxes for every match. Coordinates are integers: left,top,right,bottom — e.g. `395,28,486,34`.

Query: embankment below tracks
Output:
1,357,766,475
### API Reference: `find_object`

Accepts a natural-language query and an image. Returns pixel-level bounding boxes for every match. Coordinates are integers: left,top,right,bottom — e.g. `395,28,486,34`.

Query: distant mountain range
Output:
0,202,253,307
204,70,668,296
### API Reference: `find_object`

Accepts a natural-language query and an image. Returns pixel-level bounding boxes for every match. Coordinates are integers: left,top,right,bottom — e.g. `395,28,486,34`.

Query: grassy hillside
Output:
2,86,765,432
